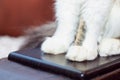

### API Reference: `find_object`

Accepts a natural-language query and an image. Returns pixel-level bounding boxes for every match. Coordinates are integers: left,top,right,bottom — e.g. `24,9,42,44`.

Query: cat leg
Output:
66,29,99,61
41,0,81,54
99,1,120,56
66,0,113,61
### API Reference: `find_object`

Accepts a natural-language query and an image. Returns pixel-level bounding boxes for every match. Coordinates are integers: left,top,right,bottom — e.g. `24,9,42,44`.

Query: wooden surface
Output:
0,58,72,80
0,58,120,80
93,69,120,80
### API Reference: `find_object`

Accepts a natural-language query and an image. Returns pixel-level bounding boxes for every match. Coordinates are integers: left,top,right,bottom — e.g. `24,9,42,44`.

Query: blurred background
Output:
0,0,55,36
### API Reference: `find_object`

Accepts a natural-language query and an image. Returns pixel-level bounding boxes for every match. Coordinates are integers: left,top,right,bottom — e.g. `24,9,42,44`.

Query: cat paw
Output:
41,37,70,54
99,38,120,56
66,45,98,61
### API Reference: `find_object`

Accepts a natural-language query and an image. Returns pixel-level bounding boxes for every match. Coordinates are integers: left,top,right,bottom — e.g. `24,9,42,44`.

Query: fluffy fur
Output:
41,0,120,61
21,22,56,49
0,36,25,59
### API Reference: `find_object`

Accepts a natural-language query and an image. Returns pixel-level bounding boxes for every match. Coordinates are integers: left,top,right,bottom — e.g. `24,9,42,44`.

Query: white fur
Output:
0,36,25,59
66,45,98,61
42,0,120,61
41,37,70,54
42,0,81,54
99,38,120,56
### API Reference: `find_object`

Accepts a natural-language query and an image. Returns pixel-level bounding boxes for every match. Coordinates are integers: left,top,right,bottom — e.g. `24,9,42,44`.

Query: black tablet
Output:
8,48,120,80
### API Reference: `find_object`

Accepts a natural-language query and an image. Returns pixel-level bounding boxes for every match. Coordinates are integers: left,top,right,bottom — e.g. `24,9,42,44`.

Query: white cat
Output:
41,0,120,61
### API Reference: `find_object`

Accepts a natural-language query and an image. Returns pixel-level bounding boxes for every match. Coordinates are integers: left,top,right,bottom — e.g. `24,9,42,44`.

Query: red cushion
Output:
0,0,54,36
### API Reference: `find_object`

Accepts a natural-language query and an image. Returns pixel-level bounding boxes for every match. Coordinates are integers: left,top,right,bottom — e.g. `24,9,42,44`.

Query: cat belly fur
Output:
103,0,120,38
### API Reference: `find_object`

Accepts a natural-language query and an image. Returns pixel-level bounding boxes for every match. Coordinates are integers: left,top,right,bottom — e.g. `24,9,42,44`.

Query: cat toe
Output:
66,46,98,62
65,46,84,61
41,37,69,54
99,38,120,56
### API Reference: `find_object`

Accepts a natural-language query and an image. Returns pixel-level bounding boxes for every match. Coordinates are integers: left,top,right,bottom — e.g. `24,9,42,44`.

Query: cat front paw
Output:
66,45,98,61
99,38,120,56
41,37,70,54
